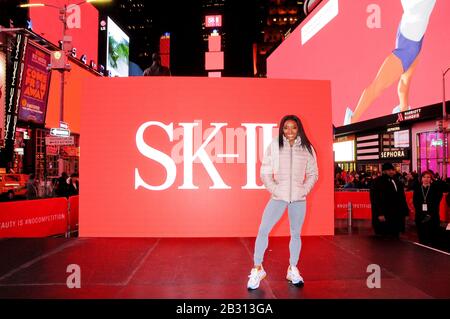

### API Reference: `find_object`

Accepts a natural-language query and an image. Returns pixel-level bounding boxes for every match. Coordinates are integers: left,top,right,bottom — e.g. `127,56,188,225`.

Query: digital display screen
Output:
333,140,355,162
268,0,450,126
106,17,129,77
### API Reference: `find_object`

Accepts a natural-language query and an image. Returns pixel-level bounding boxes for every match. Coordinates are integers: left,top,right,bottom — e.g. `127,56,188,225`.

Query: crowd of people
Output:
337,163,449,250
335,166,430,191
369,163,449,248
25,172,79,200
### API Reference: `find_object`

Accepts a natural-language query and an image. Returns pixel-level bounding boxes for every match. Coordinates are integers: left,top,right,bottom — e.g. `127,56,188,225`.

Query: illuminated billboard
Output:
18,43,52,125
205,15,222,28
267,0,450,126
29,0,99,64
106,17,129,77
0,51,5,147
80,77,334,237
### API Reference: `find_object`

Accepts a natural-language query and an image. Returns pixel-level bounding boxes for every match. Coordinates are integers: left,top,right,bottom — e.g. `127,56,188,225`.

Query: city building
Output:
256,0,305,77
94,0,155,71
334,102,450,178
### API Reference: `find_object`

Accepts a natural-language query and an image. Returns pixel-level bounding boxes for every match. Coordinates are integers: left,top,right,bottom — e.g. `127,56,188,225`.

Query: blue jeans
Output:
253,199,306,266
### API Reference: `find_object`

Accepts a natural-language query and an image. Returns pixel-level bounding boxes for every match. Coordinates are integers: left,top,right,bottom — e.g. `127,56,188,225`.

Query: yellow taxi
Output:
0,174,29,200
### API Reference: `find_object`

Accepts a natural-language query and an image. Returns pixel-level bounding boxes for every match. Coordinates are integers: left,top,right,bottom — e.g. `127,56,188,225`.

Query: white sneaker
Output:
392,105,411,114
286,265,304,286
247,267,267,290
343,107,353,125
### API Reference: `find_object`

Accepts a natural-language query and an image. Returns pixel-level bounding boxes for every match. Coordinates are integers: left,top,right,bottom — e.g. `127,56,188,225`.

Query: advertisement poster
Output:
0,51,6,147
268,0,450,126
106,16,129,77
18,43,51,125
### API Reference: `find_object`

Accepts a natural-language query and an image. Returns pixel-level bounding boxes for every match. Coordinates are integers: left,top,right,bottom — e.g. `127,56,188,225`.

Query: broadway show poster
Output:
18,43,51,125
0,51,6,147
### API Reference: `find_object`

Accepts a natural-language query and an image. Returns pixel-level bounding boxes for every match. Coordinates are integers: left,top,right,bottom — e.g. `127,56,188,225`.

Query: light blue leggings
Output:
253,199,306,266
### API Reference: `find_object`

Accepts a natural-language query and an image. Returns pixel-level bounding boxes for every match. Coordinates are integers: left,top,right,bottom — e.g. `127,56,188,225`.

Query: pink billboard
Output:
267,0,450,126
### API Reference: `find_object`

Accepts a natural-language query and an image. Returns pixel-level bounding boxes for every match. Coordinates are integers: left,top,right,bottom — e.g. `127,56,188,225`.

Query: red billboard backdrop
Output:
80,77,334,237
29,0,99,65
267,0,450,126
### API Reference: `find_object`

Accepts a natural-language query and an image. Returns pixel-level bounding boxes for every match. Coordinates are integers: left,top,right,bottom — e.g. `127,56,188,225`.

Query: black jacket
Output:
413,183,445,227
67,180,79,196
370,174,409,234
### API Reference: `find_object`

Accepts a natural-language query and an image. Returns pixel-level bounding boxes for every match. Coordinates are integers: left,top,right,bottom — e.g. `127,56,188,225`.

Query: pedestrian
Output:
26,173,38,200
67,173,79,196
370,162,409,237
413,170,446,246
247,115,318,290
55,172,69,197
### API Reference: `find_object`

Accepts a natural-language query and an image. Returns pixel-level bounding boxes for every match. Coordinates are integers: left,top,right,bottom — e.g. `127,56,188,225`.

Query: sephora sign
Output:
80,77,334,237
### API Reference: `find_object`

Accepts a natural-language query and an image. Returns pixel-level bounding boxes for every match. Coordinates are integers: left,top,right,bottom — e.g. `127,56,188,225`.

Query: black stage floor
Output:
0,235,449,299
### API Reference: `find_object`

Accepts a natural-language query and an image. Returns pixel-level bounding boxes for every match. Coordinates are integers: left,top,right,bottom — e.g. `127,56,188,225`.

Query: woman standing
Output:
413,170,444,246
247,115,318,290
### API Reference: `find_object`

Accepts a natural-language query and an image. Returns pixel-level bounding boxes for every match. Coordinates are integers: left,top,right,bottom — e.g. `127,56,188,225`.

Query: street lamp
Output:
19,0,111,124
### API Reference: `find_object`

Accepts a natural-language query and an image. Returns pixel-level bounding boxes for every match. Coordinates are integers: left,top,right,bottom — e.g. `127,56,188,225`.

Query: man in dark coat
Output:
67,173,79,196
370,162,409,237
55,172,69,197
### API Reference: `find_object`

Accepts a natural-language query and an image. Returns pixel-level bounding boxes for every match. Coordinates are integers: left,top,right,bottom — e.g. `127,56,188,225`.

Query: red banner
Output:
440,194,449,222
405,192,414,220
334,192,372,219
0,198,67,237
69,195,79,232
335,191,449,222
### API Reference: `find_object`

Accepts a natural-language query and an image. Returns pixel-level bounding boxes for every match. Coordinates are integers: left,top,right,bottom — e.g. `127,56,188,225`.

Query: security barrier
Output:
335,191,450,224
0,196,78,238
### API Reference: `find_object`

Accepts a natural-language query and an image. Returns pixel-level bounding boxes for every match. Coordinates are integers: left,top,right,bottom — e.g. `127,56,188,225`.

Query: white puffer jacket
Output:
260,136,318,203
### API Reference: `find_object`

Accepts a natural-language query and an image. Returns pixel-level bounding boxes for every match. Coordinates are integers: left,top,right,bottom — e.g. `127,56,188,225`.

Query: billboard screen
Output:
29,0,99,64
267,0,450,126
18,43,52,125
106,17,129,77
80,77,334,237
205,15,222,28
